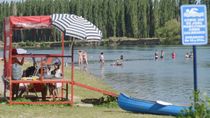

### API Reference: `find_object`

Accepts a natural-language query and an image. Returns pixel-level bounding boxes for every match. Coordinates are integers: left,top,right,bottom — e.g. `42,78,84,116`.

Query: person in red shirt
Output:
172,51,176,59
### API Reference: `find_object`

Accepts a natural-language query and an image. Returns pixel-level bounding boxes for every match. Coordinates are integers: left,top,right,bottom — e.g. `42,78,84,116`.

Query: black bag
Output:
23,66,36,77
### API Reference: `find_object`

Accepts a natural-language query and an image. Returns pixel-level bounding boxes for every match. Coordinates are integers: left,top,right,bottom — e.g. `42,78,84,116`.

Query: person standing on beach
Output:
78,50,83,65
99,52,105,64
82,51,88,65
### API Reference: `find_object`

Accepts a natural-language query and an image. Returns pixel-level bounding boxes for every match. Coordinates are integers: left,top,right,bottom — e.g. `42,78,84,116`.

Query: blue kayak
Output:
118,93,188,116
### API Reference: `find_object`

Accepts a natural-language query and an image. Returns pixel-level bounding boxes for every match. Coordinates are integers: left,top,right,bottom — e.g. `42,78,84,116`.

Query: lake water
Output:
1,46,210,105
77,46,210,105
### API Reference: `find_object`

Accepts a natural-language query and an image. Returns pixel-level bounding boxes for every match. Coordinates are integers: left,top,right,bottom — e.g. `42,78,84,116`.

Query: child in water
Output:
172,51,176,59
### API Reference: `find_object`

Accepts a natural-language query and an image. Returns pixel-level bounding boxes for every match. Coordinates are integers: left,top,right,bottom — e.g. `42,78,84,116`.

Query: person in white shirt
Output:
49,62,62,99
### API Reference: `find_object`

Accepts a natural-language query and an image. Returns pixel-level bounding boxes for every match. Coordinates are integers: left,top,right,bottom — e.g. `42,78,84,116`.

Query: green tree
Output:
106,0,117,37
156,19,181,44
101,0,108,38
153,0,160,36
124,0,132,37
115,0,125,37
147,0,155,37
137,0,147,38
0,0,210,42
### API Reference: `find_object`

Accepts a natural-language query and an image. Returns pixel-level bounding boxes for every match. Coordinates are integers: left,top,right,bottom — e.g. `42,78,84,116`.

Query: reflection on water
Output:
1,46,210,105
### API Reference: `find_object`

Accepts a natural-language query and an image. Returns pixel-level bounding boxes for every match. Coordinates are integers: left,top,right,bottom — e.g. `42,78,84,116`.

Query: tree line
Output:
0,0,209,44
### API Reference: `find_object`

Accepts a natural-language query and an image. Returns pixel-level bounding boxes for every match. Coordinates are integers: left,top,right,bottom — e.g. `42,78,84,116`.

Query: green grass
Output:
66,67,118,99
0,64,174,118
0,104,174,118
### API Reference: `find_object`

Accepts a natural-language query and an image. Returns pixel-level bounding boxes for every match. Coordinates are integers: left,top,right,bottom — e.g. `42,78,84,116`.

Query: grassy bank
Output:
0,63,174,118
0,104,174,118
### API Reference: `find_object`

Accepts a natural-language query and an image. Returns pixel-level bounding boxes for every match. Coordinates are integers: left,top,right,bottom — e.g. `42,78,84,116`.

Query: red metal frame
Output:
3,15,117,105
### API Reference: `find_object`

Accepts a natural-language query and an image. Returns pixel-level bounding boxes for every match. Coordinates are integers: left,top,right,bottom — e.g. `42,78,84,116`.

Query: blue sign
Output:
181,5,208,45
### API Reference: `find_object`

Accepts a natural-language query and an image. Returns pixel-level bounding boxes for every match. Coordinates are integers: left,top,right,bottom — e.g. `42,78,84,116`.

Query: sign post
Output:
181,4,208,101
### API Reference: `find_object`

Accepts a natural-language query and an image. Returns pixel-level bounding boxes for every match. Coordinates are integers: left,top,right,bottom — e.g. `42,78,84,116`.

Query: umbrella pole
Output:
70,39,75,105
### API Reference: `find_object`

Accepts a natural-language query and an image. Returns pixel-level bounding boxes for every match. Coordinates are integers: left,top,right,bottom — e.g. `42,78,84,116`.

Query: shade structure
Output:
51,14,102,41
9,16,51,29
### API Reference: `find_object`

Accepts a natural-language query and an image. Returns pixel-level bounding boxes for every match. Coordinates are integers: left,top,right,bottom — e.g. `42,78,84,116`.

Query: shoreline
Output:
0,37,161,49
1,38,210,49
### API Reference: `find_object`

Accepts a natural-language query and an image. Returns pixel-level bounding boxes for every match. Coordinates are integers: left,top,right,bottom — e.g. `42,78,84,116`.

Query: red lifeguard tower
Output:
3,15,117,105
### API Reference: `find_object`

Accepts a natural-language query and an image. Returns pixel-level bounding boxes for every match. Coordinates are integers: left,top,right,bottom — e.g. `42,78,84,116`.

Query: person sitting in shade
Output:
51,62,62,78
12,48,24,98
49,62,62,100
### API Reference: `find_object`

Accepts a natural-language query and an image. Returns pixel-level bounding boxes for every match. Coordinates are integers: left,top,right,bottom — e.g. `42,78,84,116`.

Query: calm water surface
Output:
79,46,210,105
1,46,210,105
